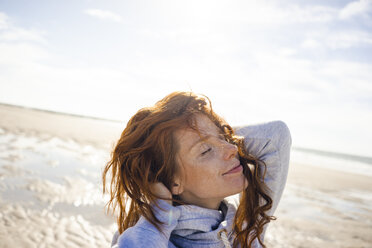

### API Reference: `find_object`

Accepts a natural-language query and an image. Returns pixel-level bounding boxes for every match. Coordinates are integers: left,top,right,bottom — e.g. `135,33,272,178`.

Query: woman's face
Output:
172,114,247,209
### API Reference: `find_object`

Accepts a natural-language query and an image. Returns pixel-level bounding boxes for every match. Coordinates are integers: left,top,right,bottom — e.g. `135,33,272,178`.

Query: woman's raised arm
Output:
235,120,292,216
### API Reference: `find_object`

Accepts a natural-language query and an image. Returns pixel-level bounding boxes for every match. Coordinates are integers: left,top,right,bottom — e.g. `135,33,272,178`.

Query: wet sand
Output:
1,104,371,248
266,163,372,248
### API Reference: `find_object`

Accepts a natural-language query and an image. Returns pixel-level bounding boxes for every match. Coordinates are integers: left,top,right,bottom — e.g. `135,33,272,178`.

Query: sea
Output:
291,147,372,177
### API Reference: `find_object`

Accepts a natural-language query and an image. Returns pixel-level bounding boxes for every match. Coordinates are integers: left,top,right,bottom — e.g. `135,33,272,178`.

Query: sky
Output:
0,0,371,157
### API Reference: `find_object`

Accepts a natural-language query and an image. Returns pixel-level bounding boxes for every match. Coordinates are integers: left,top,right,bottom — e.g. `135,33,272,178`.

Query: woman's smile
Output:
222,164,243,175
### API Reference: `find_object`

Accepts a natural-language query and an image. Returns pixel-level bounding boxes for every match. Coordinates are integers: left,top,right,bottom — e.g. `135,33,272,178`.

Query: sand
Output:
0,104,371,248
266,164,372,248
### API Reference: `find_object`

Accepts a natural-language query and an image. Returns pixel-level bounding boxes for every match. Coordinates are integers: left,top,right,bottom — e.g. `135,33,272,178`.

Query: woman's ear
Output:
171,178,184,195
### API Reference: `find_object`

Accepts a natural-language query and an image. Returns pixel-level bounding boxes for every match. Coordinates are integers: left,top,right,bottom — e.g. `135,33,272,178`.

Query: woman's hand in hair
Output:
150,182,172,205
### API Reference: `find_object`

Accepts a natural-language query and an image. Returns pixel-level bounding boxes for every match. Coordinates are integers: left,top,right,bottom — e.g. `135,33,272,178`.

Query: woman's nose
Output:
223,142,238,160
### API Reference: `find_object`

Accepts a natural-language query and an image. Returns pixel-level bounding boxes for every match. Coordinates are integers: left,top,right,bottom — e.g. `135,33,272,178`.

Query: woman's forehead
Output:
182,115,219,136
175,115,220,150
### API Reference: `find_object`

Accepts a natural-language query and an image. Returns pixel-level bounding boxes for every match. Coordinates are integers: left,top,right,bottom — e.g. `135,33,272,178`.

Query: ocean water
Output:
291,147,372,177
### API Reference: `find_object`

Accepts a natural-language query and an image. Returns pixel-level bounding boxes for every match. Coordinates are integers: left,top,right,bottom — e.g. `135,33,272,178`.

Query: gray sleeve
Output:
111,200,180,248
111,230,119,247
235,120,292,216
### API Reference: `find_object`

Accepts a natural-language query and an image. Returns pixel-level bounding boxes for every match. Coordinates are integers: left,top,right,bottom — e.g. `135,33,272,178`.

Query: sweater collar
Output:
171,199,237,241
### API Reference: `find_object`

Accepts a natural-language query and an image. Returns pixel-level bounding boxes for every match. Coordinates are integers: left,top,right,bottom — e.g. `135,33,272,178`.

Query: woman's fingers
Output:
150,182,172,204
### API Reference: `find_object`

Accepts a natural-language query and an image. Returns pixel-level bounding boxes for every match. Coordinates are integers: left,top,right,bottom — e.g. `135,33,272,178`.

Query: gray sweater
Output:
111,121,292,248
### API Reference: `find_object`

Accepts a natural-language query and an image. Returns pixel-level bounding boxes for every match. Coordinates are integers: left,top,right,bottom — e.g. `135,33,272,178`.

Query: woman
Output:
103,91,291,248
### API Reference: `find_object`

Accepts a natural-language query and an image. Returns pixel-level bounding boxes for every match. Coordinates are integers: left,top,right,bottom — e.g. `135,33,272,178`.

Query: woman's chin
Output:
228,176,247,195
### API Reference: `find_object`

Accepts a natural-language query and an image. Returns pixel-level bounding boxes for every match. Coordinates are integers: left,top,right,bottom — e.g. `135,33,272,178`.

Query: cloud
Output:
287,5,337,23
0,27,47,44
0,12,9,29
0,12,47,44
0,42,48,66
277,48,297,56
227,3,337,25
301,39,322,49
301,29,372,50
325,30,372,49
84,9,123,23
339,0,372,19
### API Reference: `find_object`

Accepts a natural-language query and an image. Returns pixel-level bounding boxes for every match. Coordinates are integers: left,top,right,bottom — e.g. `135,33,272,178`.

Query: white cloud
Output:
0,12,9,29
288,5,337,23
84,9,123,23
319,60,372,93
301,30,372,50
0,12,47,44
277,48,297,56
0,43,48,66
301,39,322,49
325,30,372,49
227,3,337,25
0,27,47,44
339,0,372,19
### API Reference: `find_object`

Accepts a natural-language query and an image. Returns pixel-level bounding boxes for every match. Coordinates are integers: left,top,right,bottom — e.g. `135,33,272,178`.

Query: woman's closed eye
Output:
201,147,212,156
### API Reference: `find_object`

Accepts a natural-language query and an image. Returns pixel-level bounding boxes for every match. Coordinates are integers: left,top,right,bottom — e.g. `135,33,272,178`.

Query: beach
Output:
0,104,371,248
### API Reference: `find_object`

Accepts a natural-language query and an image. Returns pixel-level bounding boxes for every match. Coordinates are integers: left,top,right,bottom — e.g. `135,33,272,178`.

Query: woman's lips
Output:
223,165,243,175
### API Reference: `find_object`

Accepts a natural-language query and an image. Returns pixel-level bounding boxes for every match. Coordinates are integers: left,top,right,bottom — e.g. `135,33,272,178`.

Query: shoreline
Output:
0,103,124,150
0,102,122,123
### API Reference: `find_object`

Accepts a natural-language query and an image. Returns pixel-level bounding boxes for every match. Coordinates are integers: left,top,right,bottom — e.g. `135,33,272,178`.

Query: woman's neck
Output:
180,193,223,210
